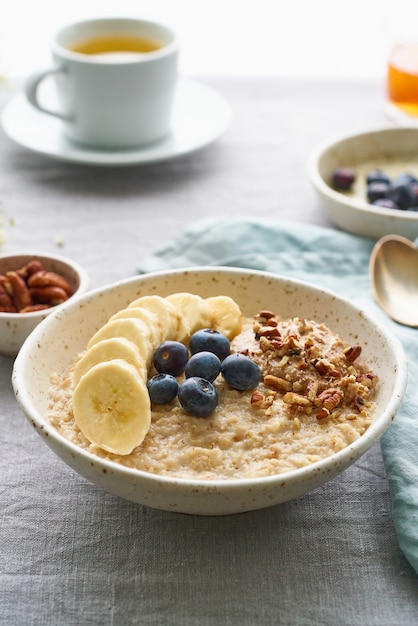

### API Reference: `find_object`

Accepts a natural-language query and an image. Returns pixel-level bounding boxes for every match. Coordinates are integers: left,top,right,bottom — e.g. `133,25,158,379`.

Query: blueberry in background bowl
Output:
308,125,418,239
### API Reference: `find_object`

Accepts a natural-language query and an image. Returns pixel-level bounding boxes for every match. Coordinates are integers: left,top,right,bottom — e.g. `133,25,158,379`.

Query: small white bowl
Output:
0,251,89,356
12,267,407,515
308,125,418,239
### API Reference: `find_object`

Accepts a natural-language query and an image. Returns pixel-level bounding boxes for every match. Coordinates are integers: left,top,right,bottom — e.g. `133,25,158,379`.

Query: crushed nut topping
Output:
248,310,378,423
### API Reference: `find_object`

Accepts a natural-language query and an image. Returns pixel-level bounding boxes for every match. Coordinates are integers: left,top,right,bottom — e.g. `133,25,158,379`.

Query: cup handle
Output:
25,67,71,121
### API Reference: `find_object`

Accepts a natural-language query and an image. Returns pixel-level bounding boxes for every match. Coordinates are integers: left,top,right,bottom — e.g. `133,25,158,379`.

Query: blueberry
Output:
178,377,218,417
185,351,221,382
153,340,189,376
147,373,179,404
332,167,355,190
366,169,391,185
388,181,415,210
221,353,261,391
189,328,231,361
410,182,418,207
393,173,418,186
367,181,391,203
372,198,400,210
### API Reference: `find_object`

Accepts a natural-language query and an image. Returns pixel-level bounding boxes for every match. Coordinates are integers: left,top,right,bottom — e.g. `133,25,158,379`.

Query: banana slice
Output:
71,291,243,457
73,359,150,455
73,337,146,386
127,295,188,342
165,293,212,336
109,307,163,348
205,295,243,340
87,318,154,365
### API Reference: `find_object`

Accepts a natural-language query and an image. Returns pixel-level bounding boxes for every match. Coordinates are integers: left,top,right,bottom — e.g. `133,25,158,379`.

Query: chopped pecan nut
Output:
296,318,311,333
282,334,302,354
304,336,315,349
314,388,344,411
306,381,319,401
251,388,276,410
312,358,341,378
269,339,284,351
256,310,276,320
259,336,272,352
316,407,331,420
282,392,312,407
344,345,362,363
263,374,292,392
250,389,264,406
356,372,378,388
255,325,281,339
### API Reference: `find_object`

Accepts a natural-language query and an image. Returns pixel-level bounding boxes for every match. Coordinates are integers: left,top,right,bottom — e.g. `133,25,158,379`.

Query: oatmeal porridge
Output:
48,303,378,481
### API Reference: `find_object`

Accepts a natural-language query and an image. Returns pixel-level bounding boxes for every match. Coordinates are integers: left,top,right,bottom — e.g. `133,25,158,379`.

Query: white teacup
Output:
25,18,179,149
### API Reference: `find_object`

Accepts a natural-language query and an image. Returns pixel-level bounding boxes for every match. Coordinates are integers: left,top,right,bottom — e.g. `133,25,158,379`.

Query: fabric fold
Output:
138,216,417,574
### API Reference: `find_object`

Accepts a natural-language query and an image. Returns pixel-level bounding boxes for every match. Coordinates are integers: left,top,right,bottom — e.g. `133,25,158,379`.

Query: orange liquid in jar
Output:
387,43,418,117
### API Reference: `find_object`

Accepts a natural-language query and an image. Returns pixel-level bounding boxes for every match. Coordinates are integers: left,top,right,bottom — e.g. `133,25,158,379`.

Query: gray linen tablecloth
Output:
1,77,417,626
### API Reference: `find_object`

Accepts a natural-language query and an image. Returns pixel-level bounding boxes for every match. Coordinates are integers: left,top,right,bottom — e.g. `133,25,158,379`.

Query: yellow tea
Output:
387,43,418,117
69,35,163,57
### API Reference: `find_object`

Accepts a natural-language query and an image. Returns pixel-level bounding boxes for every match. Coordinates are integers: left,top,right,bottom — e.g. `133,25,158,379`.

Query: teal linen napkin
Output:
138,216,417,574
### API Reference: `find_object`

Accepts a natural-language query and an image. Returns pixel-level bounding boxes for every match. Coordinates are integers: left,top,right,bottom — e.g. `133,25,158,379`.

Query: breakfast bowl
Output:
308,125,418,239
0,251,89,356
12,267,407,515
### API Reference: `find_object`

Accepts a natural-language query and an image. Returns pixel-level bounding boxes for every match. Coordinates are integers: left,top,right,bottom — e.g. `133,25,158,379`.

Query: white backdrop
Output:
0,0,401,80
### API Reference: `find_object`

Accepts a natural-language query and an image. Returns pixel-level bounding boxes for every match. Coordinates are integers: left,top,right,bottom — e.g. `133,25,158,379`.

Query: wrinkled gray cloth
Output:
1,78,418,626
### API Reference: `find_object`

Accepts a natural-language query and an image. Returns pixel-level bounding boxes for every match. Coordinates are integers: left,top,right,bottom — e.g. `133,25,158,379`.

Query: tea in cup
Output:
25,18,179,148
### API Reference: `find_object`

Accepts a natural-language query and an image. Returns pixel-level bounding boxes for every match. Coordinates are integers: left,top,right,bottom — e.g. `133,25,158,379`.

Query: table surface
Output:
1,77,417,626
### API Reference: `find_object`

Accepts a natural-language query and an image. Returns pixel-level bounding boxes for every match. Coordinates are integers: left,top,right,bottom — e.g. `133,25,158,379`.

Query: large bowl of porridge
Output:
12,267,407,515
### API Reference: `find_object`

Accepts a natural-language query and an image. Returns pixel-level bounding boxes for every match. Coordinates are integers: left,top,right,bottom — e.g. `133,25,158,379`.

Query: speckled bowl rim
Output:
12,266,408,495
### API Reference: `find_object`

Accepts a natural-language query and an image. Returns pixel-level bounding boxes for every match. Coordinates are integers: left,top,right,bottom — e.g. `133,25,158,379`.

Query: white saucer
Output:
1,79,231,166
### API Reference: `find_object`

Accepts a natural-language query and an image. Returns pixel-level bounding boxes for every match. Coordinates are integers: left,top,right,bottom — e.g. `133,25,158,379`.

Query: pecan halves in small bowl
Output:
29,286,69,306
27,270,73,296
0,283,17,312
5,271,32,311
0,263,75,313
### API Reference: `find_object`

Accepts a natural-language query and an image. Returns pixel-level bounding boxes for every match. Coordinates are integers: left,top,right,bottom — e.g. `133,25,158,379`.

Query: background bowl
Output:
0,251,89,356
12,267,407,515
308,125,418,239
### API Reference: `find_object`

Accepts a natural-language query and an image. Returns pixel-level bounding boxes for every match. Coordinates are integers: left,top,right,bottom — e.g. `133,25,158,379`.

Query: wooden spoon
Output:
370,234,418,327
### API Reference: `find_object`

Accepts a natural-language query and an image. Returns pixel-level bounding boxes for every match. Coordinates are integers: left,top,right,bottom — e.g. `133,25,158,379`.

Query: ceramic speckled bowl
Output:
12,267,407,515
308,125,418,239
0,251,89,356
